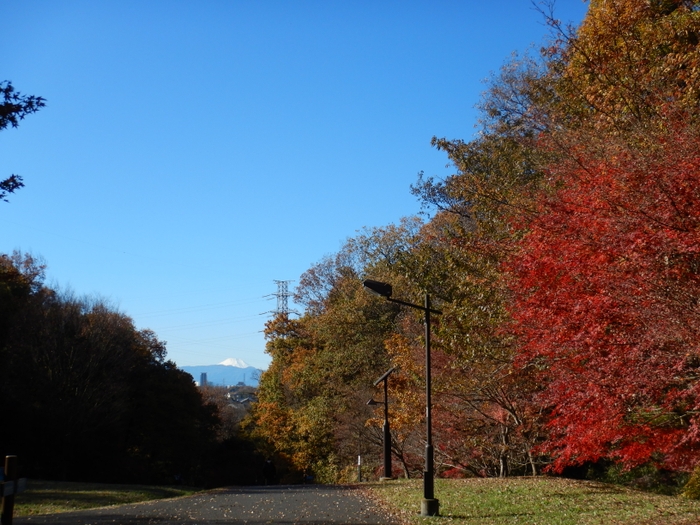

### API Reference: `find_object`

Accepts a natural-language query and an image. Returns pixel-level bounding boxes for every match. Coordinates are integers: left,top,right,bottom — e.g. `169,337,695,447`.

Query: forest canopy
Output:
249,0,700,490
0,252,262,485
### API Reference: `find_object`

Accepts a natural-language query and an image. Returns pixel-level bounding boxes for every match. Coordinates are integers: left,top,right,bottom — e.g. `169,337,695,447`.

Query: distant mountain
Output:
219,357,249,367
180,359,262,387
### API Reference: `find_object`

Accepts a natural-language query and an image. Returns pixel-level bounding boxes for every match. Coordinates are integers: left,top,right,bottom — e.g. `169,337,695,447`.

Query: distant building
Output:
201,372,208,386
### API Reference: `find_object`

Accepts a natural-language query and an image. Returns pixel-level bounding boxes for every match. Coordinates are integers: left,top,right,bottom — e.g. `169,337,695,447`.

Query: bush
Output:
682,467,700,500
590,463,689,496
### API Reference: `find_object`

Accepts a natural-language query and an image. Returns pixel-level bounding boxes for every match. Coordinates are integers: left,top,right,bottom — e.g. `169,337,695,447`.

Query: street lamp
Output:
363,279,442,517
367,366,396,481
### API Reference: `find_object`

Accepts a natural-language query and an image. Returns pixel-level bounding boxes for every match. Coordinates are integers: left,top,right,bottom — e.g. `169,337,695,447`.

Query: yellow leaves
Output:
280,346,315,386
385,333,420,376
563,0,700,130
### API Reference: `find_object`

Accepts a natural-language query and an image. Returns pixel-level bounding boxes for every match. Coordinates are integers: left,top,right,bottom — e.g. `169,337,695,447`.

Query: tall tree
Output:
403,54,559,475
500,0,700,476
0,81,45,202
0,253,221,483
249,221,422,481
553,0,700,133
507,120,700,473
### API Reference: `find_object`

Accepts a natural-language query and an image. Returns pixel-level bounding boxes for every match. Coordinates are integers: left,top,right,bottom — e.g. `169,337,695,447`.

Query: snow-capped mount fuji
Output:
180,358,262,387
219,358,249,368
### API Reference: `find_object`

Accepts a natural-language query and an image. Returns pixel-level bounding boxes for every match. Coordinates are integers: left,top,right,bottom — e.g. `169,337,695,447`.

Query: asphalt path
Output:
14,485,402,525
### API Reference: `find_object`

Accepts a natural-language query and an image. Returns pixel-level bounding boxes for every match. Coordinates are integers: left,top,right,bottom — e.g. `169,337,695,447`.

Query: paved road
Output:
14,485,402,525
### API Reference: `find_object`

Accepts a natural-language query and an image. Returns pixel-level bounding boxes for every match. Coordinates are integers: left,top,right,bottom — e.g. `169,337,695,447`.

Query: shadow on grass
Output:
16,515,171,524
16,480,200,516
22,490,150,505
443,512,537,521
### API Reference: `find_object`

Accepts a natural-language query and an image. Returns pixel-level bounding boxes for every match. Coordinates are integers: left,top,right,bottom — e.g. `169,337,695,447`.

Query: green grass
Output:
12,480,201,517
366,477,700,525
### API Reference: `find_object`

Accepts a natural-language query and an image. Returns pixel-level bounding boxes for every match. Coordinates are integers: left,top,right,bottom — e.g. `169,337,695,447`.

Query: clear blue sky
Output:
1,1,588,370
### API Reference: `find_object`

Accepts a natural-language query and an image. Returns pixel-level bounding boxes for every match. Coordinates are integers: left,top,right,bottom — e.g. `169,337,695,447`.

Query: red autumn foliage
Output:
507,123,700,472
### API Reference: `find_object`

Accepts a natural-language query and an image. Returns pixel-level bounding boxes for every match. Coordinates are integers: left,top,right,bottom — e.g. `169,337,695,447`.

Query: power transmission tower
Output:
264,280,299,318
273,279,292,316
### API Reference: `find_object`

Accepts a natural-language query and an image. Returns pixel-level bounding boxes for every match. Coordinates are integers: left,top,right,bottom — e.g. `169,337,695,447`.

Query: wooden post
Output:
1,455,18,525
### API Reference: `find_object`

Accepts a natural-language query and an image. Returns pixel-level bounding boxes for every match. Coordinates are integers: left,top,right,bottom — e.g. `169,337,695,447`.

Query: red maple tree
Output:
507,122,700,472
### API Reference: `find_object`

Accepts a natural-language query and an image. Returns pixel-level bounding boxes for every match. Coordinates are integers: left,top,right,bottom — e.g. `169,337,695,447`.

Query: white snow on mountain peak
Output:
219,358,250,368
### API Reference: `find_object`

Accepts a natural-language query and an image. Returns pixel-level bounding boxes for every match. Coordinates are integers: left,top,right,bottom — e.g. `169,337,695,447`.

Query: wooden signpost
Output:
1,456,27,525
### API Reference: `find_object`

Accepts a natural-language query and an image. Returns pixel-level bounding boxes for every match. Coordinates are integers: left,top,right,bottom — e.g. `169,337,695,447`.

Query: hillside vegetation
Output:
249,0,700,492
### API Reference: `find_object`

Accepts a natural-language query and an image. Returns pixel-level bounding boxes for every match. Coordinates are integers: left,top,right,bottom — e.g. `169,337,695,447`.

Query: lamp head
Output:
373,366,397,386
363,279,392,298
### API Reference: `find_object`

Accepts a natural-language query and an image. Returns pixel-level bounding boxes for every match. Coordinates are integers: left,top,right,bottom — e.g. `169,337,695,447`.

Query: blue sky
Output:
1,1,588,370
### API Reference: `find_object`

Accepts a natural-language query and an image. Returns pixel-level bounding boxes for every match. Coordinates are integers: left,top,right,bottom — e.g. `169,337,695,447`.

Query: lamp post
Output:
363,279,442,517
367,366,396,480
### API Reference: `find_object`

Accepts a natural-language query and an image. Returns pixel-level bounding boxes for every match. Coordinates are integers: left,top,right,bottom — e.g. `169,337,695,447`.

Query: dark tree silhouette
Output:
0,81,45,202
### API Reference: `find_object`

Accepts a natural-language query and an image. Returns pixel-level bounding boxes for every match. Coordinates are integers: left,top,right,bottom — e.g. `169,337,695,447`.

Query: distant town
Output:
180,358,262,388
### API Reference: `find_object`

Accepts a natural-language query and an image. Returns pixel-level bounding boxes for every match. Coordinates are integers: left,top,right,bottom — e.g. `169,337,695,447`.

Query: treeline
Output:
248,0,700,490
0,252,263,485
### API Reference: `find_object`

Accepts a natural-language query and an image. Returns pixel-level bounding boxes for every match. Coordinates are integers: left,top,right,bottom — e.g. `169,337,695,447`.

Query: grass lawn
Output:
12,480,200,517
367,477,700,525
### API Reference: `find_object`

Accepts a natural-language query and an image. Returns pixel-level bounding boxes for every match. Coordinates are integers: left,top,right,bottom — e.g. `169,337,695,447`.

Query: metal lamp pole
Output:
368,367,396,480
363,279,442,517
423,293,436,512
